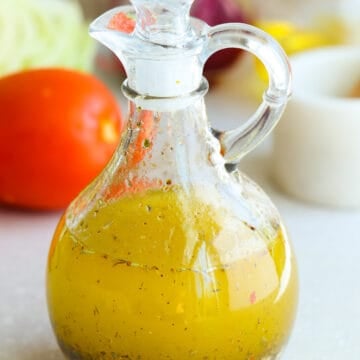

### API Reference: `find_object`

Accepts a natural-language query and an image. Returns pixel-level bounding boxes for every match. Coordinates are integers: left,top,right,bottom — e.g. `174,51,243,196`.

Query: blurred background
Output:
1,0,359,84
81,0,360,96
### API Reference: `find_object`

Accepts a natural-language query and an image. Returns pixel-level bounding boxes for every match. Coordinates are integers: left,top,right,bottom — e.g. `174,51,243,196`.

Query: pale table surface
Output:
1,84,359,360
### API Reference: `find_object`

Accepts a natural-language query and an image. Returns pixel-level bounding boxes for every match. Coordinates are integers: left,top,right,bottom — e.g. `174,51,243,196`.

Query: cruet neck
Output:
117,93,225,192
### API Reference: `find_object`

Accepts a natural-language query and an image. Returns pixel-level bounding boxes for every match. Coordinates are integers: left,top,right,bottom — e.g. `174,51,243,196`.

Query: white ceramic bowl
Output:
272,46,360,208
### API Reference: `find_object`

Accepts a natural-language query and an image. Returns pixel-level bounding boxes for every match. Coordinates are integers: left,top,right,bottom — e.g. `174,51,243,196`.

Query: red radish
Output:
190,0,249,74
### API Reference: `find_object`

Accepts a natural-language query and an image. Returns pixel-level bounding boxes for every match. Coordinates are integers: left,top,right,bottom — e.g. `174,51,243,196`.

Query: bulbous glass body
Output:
47,88,298,360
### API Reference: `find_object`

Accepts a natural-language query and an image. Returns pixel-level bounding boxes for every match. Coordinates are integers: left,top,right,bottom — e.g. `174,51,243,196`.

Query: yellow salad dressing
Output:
47,188,298,360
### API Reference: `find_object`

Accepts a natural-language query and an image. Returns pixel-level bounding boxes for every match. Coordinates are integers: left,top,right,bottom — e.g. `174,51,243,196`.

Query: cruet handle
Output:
203,23,291,167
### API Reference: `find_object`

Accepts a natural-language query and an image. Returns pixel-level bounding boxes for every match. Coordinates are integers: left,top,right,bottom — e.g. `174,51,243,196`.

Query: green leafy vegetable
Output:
0,0,95,76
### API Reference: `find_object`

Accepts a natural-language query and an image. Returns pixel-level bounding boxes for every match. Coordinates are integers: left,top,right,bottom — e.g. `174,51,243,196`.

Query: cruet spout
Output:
89,1,205,98
89,6,135,71
89,0,198,67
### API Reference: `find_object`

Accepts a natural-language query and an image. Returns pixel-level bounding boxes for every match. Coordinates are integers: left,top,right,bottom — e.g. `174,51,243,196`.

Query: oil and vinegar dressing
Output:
47,187,298,360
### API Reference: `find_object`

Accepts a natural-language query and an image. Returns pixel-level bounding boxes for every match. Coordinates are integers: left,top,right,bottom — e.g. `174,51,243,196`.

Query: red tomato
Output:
0,68,123,210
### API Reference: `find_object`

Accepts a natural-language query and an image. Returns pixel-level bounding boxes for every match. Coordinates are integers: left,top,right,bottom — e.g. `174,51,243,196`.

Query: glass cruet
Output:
46,1,298,359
